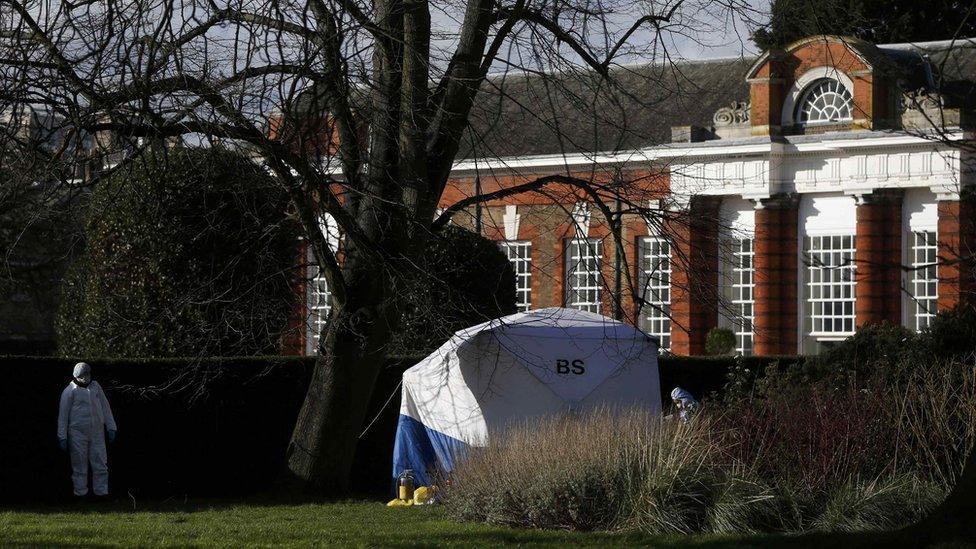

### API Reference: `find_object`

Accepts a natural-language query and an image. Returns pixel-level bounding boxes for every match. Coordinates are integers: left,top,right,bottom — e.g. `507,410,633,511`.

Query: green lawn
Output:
0,500,926,548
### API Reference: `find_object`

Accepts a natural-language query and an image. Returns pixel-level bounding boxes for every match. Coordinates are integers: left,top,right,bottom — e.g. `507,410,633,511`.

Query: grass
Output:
0,499,931,548
0,500,684,547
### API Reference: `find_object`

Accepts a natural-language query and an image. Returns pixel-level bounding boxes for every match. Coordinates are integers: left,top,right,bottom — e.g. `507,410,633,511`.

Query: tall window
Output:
638,237,671,351
805,235,856,335
797,79,853,125
908,231,938,330
500,241,532,312
728,238,755,355
565,238,602,313
306,259,332,355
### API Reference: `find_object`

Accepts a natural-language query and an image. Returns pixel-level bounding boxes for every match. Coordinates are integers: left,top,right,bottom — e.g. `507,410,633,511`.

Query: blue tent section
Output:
392,414,469,487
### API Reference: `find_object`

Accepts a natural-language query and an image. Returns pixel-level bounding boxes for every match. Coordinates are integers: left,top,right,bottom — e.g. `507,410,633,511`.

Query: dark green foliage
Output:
748,306,976,395
800,321,915,387
705,327,736,356
390,226,518,354
671,355,802,404
917,305,976,360
56,149,299,357
0,163,83,354
753,0,976,50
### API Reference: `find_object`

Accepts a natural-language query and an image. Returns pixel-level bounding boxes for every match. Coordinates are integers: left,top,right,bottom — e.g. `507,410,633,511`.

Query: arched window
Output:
796,78,853,125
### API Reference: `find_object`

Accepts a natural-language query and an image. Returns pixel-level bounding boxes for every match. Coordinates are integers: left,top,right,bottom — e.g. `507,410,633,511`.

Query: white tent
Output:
392,307,661,486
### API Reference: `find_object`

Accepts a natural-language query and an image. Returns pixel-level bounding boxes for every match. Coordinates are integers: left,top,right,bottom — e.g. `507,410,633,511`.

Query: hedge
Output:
56,148,300,358
0,353,798,502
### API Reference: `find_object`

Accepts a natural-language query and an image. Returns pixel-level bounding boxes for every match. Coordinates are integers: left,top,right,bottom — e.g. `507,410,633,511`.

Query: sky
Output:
670,0,770,59
426,0,773,76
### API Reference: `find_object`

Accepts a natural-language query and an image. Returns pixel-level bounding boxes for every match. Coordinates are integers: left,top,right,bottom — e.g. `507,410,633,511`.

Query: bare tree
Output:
0,0,756,491
892,38,976,543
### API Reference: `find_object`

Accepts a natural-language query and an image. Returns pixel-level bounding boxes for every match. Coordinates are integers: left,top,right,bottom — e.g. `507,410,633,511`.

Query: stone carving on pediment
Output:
899,88,944,112
713,101,750,126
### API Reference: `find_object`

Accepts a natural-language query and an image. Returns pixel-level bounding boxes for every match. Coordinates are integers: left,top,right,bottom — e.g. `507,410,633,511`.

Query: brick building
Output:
300,36,976,356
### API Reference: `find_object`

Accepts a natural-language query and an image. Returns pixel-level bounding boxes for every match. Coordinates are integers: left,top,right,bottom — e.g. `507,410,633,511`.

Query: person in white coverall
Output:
57,362,117,497
670,387,699,423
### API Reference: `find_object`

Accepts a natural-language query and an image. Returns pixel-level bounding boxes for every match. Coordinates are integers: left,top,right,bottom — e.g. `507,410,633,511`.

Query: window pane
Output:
908,231,938,330
726,237,755,355
565,238,603,315
500,241,533,312
805,234,856,336
306,251,332,355
638,237,671,351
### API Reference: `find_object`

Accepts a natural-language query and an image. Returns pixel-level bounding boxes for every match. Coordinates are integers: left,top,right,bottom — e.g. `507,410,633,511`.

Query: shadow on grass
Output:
0,492,354,515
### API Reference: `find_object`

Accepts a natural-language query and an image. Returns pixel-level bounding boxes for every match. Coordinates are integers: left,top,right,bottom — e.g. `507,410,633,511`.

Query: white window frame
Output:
718,199,756,356
565,238,603,314
781,67,856,126
500,241,532,312
907,230,938,330
796,78,854,125
804,234,857,337
726,237,755,355
902,190,939,332
638,236,671,351
305,251,332,356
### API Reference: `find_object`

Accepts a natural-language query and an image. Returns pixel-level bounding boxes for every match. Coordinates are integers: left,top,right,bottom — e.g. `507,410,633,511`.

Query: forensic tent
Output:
392,307,661,486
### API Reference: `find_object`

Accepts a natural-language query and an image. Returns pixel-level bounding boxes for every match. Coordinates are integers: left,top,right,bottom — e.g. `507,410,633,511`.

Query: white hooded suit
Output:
57,363,117,496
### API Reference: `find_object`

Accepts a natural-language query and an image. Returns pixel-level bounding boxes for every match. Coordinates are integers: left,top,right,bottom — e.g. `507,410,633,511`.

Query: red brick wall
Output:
282,239,309,356
451,197,664,322
668,198,720,355
753,195,799,355
855,191,903,326
445,170,669,318
750,81,783,135
748,37,887,135
938,198,976,311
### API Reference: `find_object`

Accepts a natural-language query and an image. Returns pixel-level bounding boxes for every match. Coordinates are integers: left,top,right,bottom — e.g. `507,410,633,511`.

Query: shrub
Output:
705,328,736,356
56,148,299,357
446,410,808,535
717,376,897,493
389,226,517,355
445,353,976,536
792,306,976,388
803,321,915,382
886,359,976,487
917,305,976,361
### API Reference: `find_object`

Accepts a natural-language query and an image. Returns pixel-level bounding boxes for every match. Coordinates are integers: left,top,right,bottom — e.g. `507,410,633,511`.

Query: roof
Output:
459,38,976,160
744,35,886,80
460,57,754,159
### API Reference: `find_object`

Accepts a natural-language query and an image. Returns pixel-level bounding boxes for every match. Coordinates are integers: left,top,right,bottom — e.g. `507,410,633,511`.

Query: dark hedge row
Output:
1,356,314,503
0,353,797,502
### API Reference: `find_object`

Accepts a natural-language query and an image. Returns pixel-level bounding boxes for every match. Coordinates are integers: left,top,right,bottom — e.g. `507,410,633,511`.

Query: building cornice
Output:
447,130,968,176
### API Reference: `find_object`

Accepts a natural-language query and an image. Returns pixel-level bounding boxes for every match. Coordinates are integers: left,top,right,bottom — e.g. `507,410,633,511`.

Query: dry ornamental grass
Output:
443,358,975,535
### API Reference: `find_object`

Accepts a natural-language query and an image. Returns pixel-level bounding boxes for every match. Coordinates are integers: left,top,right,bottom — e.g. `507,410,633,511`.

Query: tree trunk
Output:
905,448,976,541
284,283,390,494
